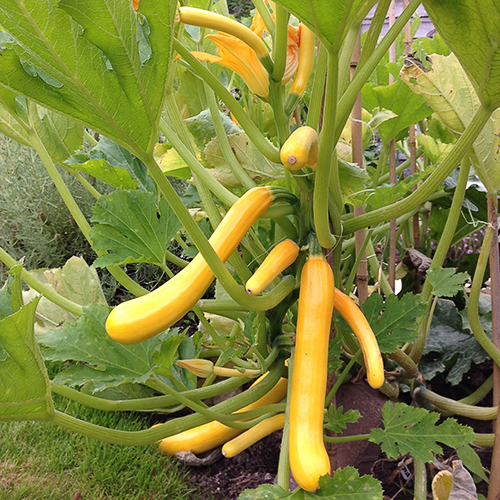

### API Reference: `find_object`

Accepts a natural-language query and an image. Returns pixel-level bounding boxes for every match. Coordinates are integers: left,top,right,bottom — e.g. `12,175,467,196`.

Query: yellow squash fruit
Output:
334,289,384,389
289,243,334,492
245,239,300,295
280,126,319,171
106,187,275,345
222,413,285,458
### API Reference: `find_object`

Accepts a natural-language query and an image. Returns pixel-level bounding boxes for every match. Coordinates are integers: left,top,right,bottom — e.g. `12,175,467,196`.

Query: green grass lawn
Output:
0,398,200,500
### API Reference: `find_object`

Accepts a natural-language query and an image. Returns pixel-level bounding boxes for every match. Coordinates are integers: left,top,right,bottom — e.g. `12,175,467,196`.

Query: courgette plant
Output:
0,1,499,498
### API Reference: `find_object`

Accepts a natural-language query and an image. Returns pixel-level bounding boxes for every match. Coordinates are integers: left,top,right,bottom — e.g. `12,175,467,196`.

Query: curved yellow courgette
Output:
280,126,319,171
222,413,285,458
246,239,300,295
334,288,384,389
289,242,334,492
106,187,275,344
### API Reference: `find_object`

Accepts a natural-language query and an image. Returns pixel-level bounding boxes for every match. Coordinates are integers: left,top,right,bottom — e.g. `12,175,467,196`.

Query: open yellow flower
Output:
192,32,270,97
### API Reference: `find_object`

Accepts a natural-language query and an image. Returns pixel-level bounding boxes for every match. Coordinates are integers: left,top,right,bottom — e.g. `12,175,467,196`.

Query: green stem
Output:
474,434,494,447
372,142,389,188
205,87,256,190
460,374,493,405
271,5,289,84
344,230,373,293
325,351,361,407
0,246,84,316
277,352,293,490
357,0,392,71
50,359,284,445
467,226,500,368
323,433,369,443
313,50,339,248
365,239,393,297
252,0,275,36
51,376,249,411
410,159,471,362
306,44,328,129
418,387,497,420
413,458,427,500
269,4,289,147
159,118,237,206
174,40,281,163
343,105,493,234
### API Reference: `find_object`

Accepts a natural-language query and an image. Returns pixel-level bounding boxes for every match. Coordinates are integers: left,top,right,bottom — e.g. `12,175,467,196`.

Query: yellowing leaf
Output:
401,53,500,193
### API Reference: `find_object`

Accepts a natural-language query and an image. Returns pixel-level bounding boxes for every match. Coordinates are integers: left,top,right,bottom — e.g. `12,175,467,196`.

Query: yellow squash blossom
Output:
192,32,270,98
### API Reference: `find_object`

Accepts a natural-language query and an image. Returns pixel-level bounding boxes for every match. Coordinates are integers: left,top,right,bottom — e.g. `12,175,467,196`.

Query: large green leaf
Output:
369,402,474,463
276,0,377,51
0,0,176,154
421,299,489,385
0,297,54,421
90,189,182,268
401,53,500,193
421,0,500,109
39,304,172,393
361,81,432,143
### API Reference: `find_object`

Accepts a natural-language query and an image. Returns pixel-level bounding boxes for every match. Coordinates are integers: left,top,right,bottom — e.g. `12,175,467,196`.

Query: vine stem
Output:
50,360,285,446
277,352,294,491
413,458,427,500
51,376,250,412
344,105,494,234
417,387,497,420
410,159,471,362
313,49,339,248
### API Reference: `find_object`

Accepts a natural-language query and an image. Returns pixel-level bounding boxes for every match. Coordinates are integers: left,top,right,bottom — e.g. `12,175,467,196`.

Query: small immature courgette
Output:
106,187,279,345
288,236,334,492
221,413,285,458
280,126,319,171
245,239,300,295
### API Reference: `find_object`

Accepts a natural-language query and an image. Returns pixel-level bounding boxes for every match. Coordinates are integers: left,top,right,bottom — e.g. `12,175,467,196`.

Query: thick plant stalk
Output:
50,361,285,446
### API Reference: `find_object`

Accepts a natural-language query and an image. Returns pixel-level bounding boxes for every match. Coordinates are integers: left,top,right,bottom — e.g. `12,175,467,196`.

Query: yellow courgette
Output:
106,187,276,345
334,289,384,389
280,126,319,171
222,413,285,458
245,239,300,295
289,238,334,492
